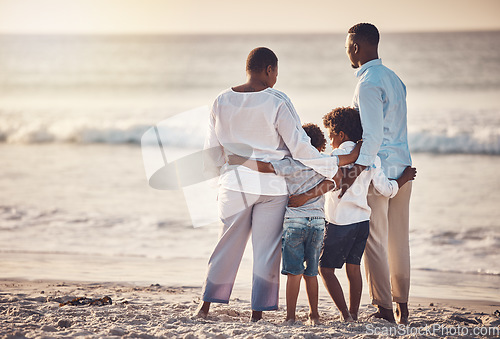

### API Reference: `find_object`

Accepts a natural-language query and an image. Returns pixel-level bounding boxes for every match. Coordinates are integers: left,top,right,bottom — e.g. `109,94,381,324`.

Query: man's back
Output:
353,59,412,179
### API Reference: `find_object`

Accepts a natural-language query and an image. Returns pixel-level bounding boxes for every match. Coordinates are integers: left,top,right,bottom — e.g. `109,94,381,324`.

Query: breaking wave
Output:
0,113,499,155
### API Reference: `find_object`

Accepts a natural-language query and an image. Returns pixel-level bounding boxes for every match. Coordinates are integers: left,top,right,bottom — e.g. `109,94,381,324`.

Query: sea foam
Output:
1,114,499,155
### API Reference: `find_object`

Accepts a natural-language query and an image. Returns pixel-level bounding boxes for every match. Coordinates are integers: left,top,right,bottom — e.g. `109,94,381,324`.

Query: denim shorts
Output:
281,217,325,277
319,220,370,269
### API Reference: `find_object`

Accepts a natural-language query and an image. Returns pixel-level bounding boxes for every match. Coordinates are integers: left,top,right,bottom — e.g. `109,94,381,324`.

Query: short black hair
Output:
348,23,380,46
302,123,326,151
246,47,278,73
323,107,363,142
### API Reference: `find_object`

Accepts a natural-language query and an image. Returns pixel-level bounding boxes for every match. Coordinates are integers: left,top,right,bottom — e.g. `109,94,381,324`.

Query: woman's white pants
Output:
202,188,287,311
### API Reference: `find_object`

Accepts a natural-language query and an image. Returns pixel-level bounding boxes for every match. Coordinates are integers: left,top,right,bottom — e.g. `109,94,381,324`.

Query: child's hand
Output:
402,166,417,181
396,166,417,188
287,194,310,208
227,154,248,166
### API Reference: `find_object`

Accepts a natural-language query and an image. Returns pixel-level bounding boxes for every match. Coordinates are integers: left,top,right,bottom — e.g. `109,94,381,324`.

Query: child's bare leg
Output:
285,274,302,323
319,267,353,322
346,263,362,320
194,301,211,318
303,275,320,325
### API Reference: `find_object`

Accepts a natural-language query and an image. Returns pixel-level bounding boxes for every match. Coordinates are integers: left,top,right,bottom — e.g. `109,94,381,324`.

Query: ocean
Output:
0,32,499,301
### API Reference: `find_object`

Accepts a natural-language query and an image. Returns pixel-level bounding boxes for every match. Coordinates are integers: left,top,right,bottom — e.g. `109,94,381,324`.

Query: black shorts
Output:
319,220,370,269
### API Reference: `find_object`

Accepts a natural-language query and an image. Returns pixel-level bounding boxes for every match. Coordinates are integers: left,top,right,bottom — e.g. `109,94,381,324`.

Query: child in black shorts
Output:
290,107,416,322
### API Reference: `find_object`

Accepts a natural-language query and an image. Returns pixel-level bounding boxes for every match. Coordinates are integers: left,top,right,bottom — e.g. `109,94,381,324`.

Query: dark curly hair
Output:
348,23,379,46
323,107,363,142
246,47,278,73
302,123,326,151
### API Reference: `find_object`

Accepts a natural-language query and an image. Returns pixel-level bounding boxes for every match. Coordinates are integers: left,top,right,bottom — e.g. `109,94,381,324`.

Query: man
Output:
341,23,413,324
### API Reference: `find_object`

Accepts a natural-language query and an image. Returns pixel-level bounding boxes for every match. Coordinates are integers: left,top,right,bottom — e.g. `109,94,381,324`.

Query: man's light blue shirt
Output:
352,58,412,179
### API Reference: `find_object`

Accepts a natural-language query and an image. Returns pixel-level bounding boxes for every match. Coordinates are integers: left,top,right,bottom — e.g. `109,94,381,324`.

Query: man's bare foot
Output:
350,312,358,321
251,310,262,322
370,305,395,323
283,318,295,325
193,301,210,319
395,303,409,324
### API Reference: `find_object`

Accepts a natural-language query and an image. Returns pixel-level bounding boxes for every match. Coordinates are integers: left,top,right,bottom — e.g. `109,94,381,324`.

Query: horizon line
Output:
0,28,499,36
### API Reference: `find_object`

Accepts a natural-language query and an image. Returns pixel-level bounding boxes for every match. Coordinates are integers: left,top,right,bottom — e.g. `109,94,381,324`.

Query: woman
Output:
196,47,339,322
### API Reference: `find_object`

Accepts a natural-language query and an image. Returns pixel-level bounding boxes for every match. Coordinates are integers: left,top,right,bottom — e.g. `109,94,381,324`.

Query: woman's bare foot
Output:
370,305,395,323
283,318,295,325
193,301,210,319
251,310,262,322
350,312,358,321
395,303,409,324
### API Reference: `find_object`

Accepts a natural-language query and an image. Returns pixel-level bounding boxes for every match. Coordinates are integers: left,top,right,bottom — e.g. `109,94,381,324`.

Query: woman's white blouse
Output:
204,87,338,196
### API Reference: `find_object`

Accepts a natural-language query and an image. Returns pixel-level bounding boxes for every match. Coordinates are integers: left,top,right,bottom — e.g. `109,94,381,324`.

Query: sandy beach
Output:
1,279,499,338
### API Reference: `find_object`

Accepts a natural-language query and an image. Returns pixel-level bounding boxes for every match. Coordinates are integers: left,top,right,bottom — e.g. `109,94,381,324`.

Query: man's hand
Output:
287,194,310,208
339,164,366,198
352,140,362,158
333,168,343,190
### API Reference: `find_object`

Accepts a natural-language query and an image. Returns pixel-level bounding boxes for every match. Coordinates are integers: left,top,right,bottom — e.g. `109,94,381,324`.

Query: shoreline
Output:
1,278,499,338
2,250,499,301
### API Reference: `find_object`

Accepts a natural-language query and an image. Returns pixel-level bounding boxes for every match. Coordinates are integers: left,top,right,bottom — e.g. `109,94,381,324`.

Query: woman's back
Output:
214,87,292,162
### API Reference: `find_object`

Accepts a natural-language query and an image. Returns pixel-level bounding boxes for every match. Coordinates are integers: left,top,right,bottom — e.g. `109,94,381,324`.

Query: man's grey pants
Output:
202,188,287,311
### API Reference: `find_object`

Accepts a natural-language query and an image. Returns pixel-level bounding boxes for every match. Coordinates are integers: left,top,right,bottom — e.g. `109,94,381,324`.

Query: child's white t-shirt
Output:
324,141,399,225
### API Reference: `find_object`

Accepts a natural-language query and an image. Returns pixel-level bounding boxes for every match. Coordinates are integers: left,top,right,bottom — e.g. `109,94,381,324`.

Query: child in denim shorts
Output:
229,123,360,324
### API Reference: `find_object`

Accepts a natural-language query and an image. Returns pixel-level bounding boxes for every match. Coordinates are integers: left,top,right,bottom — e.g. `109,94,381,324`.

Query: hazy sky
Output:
0,0,499,34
